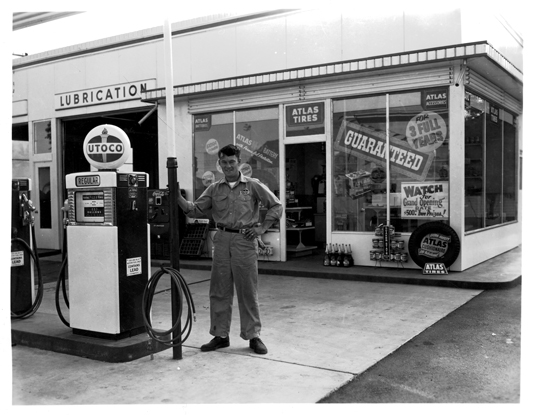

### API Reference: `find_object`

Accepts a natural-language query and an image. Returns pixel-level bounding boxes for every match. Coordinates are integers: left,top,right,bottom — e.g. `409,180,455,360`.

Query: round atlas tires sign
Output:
83,124,131,170
408,222,460,269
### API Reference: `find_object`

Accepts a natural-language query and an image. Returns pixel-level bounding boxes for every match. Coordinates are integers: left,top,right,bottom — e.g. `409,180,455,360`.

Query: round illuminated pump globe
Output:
83,124,132,170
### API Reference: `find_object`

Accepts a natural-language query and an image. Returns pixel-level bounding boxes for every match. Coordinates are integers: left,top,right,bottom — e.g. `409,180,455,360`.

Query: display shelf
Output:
286,206,312,221
286,226,316,251
286,244,317,257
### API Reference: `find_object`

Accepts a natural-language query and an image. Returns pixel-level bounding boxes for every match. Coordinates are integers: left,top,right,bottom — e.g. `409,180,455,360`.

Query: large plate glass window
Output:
192,107,280,224
332,88,450,233
464,91,518,231
235,108,280,197
193,112,233,200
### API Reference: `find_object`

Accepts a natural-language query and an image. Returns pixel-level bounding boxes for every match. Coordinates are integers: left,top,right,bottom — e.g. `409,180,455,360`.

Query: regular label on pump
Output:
11,251,24,267
126,257,142,276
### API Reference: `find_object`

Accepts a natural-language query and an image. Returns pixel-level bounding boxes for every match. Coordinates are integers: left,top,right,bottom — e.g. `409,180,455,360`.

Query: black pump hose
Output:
11,225,44,319
142,266,196,347
55,254,70,327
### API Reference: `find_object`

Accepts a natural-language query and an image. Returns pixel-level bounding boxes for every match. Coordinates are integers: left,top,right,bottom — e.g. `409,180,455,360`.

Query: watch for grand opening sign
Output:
401,182,449,219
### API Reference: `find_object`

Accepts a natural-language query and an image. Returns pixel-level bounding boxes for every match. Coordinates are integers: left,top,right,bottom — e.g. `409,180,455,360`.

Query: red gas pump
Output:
11,178,44,319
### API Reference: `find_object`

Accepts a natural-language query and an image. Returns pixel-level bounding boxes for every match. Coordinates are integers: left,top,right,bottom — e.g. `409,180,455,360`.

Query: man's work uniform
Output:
183,174,283,340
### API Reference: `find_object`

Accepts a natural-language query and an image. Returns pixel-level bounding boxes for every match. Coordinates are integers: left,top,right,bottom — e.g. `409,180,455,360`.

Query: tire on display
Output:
408,221,461,269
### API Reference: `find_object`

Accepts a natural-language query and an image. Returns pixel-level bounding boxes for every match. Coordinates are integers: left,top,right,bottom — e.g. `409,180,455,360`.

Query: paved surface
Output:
319,283,522,403
11,268,482,404
9,246,523,405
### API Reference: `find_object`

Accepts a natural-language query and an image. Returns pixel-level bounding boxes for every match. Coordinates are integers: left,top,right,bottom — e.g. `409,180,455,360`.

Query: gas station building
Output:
12,8,523,272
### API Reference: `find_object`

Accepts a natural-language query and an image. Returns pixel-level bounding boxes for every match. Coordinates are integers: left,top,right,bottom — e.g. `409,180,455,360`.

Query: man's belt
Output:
216,224,246,234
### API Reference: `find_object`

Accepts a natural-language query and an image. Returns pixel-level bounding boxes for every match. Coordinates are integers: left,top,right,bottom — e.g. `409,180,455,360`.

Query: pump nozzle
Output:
21,194,37,226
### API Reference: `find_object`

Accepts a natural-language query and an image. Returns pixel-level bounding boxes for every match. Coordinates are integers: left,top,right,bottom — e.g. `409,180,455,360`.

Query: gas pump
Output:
11,178,43,318
64,125,149,339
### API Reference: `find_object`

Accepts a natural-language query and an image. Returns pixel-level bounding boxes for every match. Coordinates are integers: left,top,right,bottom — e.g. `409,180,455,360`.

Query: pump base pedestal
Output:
11,313,170,363
72,326,146,341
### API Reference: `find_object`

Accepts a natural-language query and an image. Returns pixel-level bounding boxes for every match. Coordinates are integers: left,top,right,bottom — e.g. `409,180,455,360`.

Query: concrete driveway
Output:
12,267,481,404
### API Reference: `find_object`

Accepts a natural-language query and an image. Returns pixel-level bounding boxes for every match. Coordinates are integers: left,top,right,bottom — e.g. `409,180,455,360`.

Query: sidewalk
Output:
11,247,521,404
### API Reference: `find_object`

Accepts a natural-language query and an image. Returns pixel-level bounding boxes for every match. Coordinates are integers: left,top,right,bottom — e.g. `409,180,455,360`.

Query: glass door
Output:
284,142,326,259
32,120,61,250
282,100,329,261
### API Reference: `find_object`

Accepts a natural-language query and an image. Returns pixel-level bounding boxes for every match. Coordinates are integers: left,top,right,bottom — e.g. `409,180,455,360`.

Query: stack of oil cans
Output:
323,243,354,267
370,224,408,265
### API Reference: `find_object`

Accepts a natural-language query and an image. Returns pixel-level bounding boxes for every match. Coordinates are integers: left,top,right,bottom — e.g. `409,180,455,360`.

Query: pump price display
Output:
82,194,104,217
75,191,106,223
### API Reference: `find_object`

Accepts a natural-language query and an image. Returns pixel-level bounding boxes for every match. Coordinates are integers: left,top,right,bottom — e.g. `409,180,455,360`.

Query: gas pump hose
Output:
11,225,44,319
55,254,70,327
142,266,196,347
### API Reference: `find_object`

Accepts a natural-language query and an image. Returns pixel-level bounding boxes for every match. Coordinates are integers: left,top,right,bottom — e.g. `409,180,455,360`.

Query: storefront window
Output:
235,108,280,196
485,102,503,227
464,93,485,230
193,112,233,199
33,120,52,154
464,91,518,231
503,111,518,223
332,89,450,233
192,107,280,222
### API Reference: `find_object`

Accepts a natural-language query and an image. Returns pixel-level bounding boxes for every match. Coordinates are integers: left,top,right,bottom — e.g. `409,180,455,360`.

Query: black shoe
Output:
249,337,268,354
201,336,230,352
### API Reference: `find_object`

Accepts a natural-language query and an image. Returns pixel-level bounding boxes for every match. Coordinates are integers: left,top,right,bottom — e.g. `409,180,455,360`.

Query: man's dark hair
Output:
218,144,241,159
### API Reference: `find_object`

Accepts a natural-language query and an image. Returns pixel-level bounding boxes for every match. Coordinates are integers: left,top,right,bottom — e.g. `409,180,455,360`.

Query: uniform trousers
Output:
209,230,261,340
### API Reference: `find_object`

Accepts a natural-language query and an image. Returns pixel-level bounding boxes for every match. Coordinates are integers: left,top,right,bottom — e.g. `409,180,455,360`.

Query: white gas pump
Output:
65,125,149,339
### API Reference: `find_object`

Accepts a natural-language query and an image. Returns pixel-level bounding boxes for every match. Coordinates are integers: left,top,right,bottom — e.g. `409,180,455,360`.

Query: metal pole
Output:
164,20,176,157
163,19,181,360
167,158,182,360
386,93,390,226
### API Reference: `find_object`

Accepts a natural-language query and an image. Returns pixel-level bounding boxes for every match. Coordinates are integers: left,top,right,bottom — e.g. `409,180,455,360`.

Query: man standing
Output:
177,144,283,354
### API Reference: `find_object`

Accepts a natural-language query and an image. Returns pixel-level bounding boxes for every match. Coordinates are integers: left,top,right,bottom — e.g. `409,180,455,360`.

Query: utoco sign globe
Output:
83,124,132,170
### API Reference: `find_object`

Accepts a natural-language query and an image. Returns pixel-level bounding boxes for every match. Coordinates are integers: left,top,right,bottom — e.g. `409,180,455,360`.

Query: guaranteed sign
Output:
334,120,434,181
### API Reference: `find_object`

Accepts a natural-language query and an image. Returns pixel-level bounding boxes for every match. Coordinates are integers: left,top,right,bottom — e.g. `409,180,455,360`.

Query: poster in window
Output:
333,119,434,182
194,115,212,131
401,182,449,219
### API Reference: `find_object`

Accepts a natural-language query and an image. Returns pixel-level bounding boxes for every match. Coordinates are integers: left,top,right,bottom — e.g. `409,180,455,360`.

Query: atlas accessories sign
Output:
194,115,212,132
333,120,434,181
83,124,131,170
422,88,448,110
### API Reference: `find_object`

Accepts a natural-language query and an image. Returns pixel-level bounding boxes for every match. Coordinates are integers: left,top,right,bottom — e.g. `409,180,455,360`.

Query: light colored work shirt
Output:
184,174,283,229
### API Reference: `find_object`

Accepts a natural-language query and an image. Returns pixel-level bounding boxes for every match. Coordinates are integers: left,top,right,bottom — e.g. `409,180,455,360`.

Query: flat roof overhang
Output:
141,41,522,105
